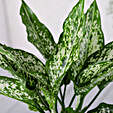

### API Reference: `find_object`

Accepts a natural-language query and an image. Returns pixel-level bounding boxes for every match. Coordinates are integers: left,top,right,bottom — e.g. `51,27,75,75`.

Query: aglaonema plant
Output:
0,0,113,112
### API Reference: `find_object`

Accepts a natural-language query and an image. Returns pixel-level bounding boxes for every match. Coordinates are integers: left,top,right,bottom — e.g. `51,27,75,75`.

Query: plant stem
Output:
57,96,65,110
69,94,76,107
81,90,101,113
33,98,45,113
37,91,51,112
60,87,63,100
75,95,85,112
55,97,58,113
62,84,67,106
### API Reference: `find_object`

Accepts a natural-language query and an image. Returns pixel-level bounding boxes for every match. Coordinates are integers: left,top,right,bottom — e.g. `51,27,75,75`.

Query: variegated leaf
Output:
20,0,56,59
74,61,113,95
76,41,113,87
45,0,85,109
76,61,113,87
86,0,104,56
0,43,50,110
88,103,113,113
74,41,113,102
0,76,45,111
0,43,47,82
84,41,113,68
68,0,104,82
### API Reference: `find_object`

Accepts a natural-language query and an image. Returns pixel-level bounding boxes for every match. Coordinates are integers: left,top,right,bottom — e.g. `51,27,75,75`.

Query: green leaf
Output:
0,43,50,110
0,44,49,92
76,61,113,86
0,76,42,111
84,41,113,68
59,33,71,85
87,103,113,113
60,0,104,85
74,41,113,93
67,0,104,82
73,41,113,106
86,0,104,56
46,0,85,109
74,60,113,95
0,43,48,82
20,0,56,59
76,42,113,84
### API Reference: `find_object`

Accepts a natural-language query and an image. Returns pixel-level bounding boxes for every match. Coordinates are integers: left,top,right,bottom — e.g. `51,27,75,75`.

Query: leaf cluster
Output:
0,0,113,113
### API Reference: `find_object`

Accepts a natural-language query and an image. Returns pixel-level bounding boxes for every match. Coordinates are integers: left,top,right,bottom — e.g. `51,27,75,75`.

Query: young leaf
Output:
46,0,85,108
0,76,43,111
87,103,113,113
20,0,56,59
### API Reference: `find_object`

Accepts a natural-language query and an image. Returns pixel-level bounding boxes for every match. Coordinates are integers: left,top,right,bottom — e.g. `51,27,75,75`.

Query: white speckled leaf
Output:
46,0,85,109
76,61,113,86
84,41,113,68
75,61,113,95
67,0,104,82
20,0,56,59
0,76,42,111
88,103,113,113
0,43,50,110
74,41,113,95
0,43,47,81
86,0,104,56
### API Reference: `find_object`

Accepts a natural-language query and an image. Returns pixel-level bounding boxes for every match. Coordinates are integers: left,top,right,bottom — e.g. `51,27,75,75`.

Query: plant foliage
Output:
0,0,113,113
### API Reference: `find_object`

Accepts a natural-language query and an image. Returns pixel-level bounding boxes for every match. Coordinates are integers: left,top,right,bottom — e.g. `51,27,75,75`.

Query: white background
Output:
0,0,113,113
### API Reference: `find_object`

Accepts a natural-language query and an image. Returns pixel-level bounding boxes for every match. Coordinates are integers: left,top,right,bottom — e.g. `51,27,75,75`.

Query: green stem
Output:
81,90,101,113
58,96,65,110
62,84,67,106
55,97,58,113
33,98,45,113
60,88,63,100
75,95,85,112
37,91,51,112
69,94,76,107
